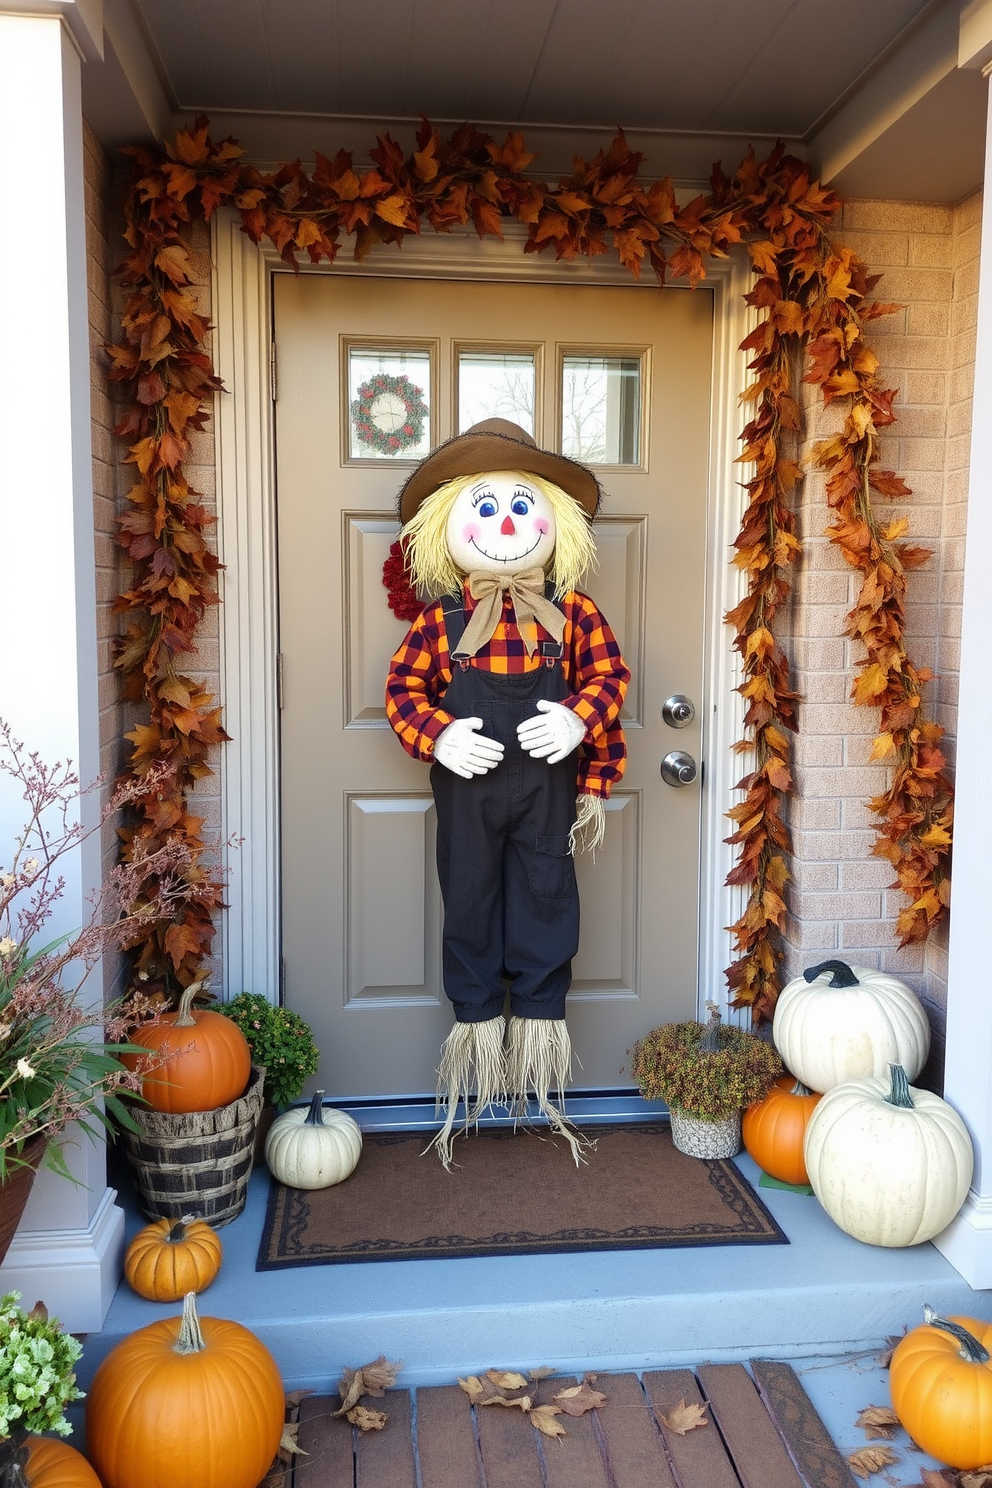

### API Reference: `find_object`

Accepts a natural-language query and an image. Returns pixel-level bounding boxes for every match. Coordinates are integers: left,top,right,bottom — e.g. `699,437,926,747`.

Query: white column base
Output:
0,1187,125,1332
933,1191,992,1291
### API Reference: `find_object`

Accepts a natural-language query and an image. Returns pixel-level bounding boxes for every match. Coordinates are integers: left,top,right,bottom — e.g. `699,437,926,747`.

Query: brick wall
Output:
781,194,981,1084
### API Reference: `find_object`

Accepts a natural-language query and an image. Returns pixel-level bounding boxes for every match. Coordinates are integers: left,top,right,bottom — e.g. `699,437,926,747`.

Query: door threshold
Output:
329,1088,669,1133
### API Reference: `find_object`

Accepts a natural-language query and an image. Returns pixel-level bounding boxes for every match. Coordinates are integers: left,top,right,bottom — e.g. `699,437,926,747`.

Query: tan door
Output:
274,272,712,1099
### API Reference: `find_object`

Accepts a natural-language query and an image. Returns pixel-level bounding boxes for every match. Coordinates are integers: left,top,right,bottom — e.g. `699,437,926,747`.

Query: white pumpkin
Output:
265,1089,362,1189
773,959,930,1092
803,1064,973,1247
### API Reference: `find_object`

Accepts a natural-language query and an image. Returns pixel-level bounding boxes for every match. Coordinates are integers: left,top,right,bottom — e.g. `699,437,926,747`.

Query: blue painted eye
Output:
478,499,497,518
511,498,530,516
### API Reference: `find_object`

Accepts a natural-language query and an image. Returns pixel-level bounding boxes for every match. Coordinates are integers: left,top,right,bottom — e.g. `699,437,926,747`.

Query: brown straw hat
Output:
397,418,602,524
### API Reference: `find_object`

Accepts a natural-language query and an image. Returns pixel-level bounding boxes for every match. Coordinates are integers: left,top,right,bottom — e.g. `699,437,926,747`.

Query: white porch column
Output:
0,3,125,1329
933,62,992,1289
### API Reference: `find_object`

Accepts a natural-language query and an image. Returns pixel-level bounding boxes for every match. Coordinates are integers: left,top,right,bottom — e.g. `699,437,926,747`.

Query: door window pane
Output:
458,349,536,435
348,346,432,460
560,354,642,466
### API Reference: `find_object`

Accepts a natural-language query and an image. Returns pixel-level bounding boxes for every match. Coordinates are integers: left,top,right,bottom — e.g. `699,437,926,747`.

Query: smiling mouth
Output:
469,535,544,564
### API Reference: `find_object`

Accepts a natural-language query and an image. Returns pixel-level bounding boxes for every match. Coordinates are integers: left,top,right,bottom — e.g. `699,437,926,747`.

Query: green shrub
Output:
219,993,319,1107
631,1019,782,1121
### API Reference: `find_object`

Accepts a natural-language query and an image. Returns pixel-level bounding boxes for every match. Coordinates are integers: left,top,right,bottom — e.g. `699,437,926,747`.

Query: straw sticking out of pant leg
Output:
506,1015,589,1166
425,1016,507,1169
569,793,606,856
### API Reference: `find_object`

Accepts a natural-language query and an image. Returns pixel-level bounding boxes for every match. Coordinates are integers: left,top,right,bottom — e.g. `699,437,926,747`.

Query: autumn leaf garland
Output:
108,117,950,1017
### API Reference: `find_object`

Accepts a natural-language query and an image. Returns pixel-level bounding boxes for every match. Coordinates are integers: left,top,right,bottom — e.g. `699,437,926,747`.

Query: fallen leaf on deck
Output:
553,1381,607,1416
528,1366,555,1380
277,1422,307,1460
347,1404,388,1432
847,1444,899,1478
333,1356,403,1414
856,1405,901,1439
920,1470,956,1487
480,1393,533,1412
486,1370,529,1390
961,1472,992,1488
877,1331,906,1368
284,1388,314,1408
459,1375,485,1402
530,1404,566,1439
660,1399,709,1434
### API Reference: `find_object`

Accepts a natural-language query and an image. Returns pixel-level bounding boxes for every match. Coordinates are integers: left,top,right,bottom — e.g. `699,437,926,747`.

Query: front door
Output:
274,271,713,1099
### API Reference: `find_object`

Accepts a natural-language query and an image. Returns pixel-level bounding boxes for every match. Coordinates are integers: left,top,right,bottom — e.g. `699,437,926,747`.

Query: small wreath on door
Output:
351,373,428,456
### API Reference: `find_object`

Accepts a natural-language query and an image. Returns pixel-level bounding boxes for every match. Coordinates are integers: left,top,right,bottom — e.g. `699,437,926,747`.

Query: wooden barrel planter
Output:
124,1065,264,1227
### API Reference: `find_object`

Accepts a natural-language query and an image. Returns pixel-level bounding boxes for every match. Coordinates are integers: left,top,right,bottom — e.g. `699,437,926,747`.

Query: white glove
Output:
516,700,586,764
433,717,505,779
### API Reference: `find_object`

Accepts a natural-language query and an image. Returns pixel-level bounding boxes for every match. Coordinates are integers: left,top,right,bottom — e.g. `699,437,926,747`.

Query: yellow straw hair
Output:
402,471,598,599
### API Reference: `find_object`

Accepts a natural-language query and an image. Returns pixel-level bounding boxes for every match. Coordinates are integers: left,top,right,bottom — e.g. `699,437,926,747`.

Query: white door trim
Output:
211,212,751,1021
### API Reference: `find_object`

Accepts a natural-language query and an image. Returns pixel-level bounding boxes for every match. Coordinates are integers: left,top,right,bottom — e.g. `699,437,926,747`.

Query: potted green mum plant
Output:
0,1291,85,1487
631,1004,782,1159
219,993,320,1161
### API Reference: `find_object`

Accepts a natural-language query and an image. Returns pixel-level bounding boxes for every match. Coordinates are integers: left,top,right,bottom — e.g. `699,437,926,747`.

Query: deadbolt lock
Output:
662,694,695,729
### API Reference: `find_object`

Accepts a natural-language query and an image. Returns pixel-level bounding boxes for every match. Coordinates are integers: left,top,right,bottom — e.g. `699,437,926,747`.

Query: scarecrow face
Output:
445,473,557,576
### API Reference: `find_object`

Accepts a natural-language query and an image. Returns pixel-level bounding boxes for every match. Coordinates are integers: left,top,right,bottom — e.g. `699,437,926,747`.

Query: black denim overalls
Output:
430,589,580,1025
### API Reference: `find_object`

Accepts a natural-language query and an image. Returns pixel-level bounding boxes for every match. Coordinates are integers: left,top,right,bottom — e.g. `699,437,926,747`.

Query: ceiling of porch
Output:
87,0,989,200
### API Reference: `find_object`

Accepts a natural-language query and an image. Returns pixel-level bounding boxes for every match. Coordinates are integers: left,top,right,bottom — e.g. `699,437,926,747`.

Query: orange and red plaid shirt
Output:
385,587,629,797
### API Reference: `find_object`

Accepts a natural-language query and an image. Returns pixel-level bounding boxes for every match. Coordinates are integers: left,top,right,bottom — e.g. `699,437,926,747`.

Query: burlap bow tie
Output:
456,568,565,658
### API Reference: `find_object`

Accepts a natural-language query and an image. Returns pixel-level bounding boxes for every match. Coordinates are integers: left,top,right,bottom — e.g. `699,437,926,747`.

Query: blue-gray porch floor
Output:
77,1114,990,1485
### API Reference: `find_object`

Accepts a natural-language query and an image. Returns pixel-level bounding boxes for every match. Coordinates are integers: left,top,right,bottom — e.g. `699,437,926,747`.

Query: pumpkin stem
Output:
789,1079,814,1098
803,960,860,988
304,1089,326,1126
173,1291,207,1355
923,1304,990,1363
884,1063,915,1109
174,980,206,1028
166,1215,198,1244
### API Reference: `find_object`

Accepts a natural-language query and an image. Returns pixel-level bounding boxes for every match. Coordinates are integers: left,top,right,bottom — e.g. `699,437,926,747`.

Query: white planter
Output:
669,1105,742,1159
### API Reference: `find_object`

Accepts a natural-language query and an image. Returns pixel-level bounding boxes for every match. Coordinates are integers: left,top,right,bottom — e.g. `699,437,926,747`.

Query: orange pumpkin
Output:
23,1438,103,1487
890,1306,992,1470
124,1214,223,1301
133,985,250,1114
742,1075,822,1186
86,1292,284,1488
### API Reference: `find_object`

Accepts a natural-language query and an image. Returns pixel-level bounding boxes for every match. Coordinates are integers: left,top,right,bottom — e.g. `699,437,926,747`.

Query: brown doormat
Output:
257,1121,787,1268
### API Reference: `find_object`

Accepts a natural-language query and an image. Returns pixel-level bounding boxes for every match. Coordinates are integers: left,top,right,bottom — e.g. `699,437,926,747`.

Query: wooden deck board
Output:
699,1363,806,1488
295,1395,354,1488
536,1376,611,1488
415,1384,484,1488
474,1388,545,1488
355,1387,417,1488
643,1368,742,1488
593,1371,680,1488
751,1359,859,1488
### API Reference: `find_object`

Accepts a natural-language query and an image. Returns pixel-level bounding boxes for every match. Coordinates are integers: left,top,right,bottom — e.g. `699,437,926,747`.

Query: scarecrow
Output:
385,419,629,1165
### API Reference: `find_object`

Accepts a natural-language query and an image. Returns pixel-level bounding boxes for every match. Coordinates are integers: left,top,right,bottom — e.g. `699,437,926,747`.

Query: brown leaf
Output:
661,1399,709,1435
553,1381,608,1416
333,1355,403,1415
961,1472,992,1488
847,1444,899,1478
347,1405,387,1432
485,1370,530,1391
458,1376,485,1403
277,1422,307,1460
530,1404,567,1439
284,1388,314,1408
528,1366,555,1380
920,1471,956,1487
480,1393,533,1412
855,1405,901,1440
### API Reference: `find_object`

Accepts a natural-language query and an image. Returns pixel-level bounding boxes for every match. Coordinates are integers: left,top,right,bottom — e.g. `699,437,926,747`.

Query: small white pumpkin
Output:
803,1063,973,1247
265,1089,362,1189
773,959,930,1092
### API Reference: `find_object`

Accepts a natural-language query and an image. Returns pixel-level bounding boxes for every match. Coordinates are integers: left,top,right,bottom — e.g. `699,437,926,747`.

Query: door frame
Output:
210,208,753,1021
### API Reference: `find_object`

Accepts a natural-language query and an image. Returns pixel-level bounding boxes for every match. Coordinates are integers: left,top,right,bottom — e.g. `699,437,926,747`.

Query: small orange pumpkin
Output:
131,984,251,1114
890,1306,992,1470
124,1214,223,1302
742,1074,822,1186
23,1438,103,1487
86,1292,284,1488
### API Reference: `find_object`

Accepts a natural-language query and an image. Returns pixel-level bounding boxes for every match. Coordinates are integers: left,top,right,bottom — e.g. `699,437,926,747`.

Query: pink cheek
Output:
461,522,481,544
534,517,550,536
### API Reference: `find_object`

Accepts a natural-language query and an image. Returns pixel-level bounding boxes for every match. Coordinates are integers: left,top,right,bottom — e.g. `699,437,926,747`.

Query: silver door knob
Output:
661,751,697,787
662,694,695,729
